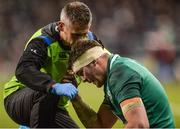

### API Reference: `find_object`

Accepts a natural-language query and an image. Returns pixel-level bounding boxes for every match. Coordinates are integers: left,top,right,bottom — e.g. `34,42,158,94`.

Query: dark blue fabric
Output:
38,36,53,46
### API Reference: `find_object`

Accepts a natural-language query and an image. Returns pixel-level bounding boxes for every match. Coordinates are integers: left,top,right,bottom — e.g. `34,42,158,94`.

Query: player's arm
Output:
120,97,149,128
71,94,117,128
15,39,55,93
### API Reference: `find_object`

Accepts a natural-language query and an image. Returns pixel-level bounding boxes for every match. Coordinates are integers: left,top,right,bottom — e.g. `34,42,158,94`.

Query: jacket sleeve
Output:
15,38,56,93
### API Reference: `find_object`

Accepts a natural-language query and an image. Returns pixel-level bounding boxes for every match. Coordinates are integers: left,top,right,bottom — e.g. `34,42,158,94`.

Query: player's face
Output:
76,61,105,88
59,19,90,46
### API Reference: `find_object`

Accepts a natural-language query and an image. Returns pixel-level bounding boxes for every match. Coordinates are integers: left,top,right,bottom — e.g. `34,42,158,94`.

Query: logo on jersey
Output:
59,52,69,59
31,49,37,54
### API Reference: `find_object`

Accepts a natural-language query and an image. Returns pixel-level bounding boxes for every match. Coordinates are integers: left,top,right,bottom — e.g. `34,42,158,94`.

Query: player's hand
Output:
51,83,78,100
61,70,79,87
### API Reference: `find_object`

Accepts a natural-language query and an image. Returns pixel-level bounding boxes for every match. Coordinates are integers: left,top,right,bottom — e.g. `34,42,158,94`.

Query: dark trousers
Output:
4,87,79,128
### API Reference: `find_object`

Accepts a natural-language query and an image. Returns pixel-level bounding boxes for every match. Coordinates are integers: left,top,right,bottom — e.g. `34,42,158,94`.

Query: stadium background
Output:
0,0,180,127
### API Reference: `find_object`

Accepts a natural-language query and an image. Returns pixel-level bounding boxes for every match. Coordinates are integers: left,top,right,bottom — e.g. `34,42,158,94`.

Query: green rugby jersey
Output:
104,54,175,128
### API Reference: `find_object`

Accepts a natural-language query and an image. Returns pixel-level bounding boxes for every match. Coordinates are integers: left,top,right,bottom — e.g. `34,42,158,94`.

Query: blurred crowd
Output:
0,0,180,83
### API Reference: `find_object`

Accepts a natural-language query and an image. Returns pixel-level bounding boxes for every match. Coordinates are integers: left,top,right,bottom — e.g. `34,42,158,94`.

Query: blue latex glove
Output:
19,125,29,129
51,83,78,100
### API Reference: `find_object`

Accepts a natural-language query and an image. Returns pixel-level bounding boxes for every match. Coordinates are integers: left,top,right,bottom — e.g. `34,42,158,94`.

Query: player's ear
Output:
58,21,64,31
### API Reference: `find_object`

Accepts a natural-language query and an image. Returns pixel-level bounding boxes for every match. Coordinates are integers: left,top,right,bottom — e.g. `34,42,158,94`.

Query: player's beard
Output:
94,80,103,88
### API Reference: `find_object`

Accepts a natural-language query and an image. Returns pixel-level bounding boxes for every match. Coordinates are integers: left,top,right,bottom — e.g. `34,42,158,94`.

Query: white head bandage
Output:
72,46,108,72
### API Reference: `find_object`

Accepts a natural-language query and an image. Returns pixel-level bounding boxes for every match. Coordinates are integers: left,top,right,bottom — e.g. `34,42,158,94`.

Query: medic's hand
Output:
51,83,78,100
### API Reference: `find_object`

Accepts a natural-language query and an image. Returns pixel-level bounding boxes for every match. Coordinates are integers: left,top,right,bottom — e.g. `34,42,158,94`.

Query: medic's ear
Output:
58,21,64,31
